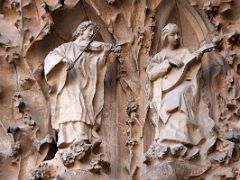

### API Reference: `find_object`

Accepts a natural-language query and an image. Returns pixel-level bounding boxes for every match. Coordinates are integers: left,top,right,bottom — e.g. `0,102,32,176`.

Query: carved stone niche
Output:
143,0,240,179
0,1,116,179
29,14,116,180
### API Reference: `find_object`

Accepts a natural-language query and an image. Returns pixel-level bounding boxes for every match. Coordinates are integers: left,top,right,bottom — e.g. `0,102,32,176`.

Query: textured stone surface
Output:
1,0,240,179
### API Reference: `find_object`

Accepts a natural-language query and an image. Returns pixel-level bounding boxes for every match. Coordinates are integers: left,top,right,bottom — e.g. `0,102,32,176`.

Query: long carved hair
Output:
72,20,97,40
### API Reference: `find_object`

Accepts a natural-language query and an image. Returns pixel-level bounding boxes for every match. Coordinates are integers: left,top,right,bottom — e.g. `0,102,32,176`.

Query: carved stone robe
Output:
147,47,203,145
44,40,108,143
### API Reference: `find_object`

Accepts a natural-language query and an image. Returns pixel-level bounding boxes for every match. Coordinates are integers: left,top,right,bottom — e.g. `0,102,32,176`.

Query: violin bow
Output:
67,26,100,71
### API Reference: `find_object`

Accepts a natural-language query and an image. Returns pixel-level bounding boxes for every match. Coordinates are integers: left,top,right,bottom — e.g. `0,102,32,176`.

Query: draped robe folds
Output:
147,47,203,145
44,40,108,134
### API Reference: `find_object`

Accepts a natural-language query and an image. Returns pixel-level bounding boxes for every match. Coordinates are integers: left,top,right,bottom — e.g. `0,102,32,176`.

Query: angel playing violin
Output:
44,21,112,149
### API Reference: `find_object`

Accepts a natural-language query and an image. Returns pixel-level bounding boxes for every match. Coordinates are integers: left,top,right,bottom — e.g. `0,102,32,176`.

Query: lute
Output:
161,42,216,93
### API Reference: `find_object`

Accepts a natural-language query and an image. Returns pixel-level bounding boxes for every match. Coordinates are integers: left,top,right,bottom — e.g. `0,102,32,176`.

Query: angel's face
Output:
81,26,94,41
167,27,180,48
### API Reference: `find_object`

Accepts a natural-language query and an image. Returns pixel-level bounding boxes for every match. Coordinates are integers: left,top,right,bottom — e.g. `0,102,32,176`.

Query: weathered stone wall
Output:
0,0,240,179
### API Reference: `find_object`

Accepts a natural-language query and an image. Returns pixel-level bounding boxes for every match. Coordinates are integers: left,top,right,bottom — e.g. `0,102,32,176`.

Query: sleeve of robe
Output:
44,44,69,95
147,52,171,81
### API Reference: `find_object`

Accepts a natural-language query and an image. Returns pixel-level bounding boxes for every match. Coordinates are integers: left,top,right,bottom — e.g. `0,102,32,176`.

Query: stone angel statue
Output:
44,21,112,150
146,23,215,159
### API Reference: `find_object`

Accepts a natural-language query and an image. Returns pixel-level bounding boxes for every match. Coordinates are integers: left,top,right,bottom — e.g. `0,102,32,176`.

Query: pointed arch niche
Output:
144,0,220,154
150,0,215,55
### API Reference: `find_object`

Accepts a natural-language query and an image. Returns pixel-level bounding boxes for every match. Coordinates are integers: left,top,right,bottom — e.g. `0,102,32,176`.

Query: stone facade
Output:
0,0,240,179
